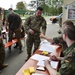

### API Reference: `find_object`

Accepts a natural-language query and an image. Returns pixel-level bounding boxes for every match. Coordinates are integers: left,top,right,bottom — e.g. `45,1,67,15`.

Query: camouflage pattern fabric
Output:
6,12,22,50
0,20,2,32
0,39,5,69
8,28,22,49
24,15,47,34
53,36,68,56
57,43,75,75
0,19,3,35
26,33,41,55
24,15,47,55
53,36,64,44
20,26,25,38
0,13,5,69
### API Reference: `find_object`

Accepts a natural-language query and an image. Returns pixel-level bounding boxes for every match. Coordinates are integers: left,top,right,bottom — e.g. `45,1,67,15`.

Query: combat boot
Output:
19,47,23,53
8,46,11,53
14,43,19,48
0,64,8,70
14,45,18,48
25,55,31,61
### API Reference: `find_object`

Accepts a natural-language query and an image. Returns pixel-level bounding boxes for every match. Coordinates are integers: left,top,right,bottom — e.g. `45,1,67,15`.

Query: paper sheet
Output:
37,60,45,67
30,54,49,61
40,39,51,45
50,61,58,68
39,44,59,53
37,60,58,68
32,73,44,75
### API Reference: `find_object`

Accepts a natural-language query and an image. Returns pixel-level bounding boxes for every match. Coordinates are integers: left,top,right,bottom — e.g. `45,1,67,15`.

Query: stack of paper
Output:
40,39,51,45
37,60,58,69
30,54,49,61
39,44,59,53
32,73,44,75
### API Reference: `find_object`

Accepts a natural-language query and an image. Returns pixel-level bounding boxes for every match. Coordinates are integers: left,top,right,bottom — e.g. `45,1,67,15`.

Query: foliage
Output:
41,0,63,15
16,1,25,10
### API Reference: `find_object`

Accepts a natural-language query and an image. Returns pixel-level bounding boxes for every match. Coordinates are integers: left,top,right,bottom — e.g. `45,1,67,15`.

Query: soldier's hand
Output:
29,29,34,34
40,33,45,38
44,60,51,68
0,35,3,39
50,55,58,61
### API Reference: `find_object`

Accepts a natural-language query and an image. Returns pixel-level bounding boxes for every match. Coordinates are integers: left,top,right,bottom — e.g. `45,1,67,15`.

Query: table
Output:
16,45,62,75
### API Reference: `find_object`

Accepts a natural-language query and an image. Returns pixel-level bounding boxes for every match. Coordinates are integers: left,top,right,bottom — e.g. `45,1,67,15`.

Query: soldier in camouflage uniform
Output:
44,20,75,75
5,8,23,53
0,7,8,70
24,7,47,60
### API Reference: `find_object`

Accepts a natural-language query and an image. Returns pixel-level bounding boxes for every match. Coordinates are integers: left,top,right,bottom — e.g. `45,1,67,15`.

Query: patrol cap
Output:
37,7,43,11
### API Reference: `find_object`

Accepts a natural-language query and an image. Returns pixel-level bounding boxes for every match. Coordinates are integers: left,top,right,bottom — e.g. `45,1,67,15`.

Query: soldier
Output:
5,8,23,53
44,20,75,75
0,7,8,70
24,7,47,61
40,34,68,57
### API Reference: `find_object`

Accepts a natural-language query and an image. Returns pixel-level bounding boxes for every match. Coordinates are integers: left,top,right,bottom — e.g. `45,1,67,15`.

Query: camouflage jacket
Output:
0,38,5,66
53,36,68,54
53,36,64,44
6,12,22,30
24,15,47,35
0,20,2,31
57,43,75,75
0,20,2,35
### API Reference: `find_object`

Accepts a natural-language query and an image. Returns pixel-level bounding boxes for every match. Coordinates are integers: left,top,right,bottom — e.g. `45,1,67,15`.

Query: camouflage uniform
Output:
6,12,22,52
56,43,75,75
0,16,5,69
53,36,68,56
0,38,5,69
24,15,47,56
0,20,2,35
20,26,25,38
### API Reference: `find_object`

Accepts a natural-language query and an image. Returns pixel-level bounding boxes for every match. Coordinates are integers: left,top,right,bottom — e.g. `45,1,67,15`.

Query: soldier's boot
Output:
19,47,23,53
25,54,31,61
0,64,8,70
8,46,11,53
14,42,19,48
0,70,1,73
14,44,19,48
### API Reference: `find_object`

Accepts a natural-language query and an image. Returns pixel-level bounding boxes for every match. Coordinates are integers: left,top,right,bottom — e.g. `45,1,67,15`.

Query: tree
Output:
16,1,25,10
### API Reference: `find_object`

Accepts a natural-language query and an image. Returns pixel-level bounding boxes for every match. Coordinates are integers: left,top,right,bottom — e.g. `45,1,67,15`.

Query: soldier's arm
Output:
1,8,4,21
53,36,64,44
41,18,47,35
44,60,60,75
5,20,9,31
24,16,31,34
5,14,9,31
40,33,54,43
0,9,4,31
18,15,22,30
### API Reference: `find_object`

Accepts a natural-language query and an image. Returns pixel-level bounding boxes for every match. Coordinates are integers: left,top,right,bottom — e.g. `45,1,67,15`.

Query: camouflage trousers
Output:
26,33,40,56
0,39,5,69
8,29,22,50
